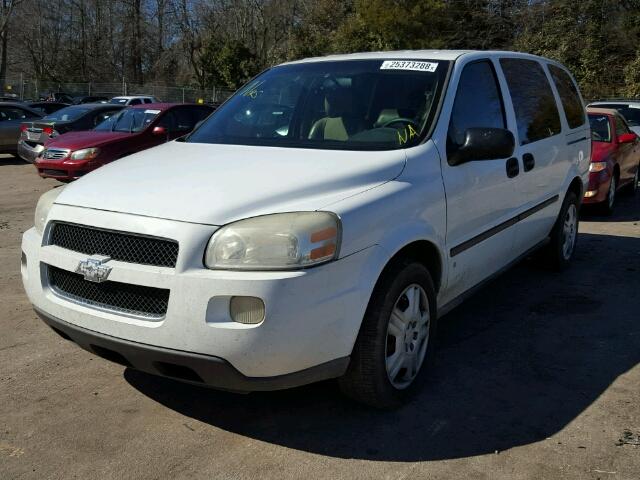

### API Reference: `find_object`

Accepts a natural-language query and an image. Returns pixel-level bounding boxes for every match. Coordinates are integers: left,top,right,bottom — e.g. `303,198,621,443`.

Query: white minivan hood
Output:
57,141,407,225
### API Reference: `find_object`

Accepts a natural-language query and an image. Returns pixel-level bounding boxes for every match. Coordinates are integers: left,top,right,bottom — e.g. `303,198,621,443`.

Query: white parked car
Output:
109,95,159,106
22,51,590,408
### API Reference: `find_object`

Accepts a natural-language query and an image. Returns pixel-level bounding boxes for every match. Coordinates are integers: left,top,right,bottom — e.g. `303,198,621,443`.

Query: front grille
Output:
48,265,169,318
50,223,179,268
42,148,68,160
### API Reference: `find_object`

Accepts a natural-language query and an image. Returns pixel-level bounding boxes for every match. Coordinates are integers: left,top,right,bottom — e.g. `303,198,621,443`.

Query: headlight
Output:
204,212,341,270
70,147,100,161
589,161,607,173
34,186,65,235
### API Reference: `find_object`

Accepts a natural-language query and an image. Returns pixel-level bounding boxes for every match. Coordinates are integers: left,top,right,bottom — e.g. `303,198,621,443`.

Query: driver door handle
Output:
506,157,519,178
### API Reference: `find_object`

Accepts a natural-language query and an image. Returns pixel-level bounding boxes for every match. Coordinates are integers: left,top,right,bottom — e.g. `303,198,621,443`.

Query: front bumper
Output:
17,139,43,163
33,158,92,180
35,307,349,391
22,204,382,380
583,170,612,204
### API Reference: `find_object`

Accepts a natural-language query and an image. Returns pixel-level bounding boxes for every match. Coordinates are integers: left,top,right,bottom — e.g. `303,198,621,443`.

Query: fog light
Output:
229,296,265,324
584,190,598,198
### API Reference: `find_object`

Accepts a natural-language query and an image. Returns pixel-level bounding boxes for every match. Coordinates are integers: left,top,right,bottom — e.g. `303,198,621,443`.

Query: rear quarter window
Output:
548,65,586,129
500,58,562,145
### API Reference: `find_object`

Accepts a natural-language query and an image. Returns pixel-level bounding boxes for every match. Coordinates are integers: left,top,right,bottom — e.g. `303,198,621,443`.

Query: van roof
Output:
282,50,558,66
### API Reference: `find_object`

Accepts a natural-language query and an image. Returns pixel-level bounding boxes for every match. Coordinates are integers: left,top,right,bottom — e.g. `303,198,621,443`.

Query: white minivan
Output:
22,51,590,407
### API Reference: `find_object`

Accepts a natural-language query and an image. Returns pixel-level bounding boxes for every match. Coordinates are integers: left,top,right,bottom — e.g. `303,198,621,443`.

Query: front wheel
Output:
339,260,437,409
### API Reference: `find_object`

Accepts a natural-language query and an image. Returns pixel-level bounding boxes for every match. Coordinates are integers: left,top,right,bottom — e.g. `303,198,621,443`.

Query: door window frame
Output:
445,58,508,165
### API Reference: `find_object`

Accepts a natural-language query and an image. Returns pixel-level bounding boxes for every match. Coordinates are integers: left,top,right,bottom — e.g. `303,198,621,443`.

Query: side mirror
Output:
152,126,168,136
449,127,515,166
618,132,637,144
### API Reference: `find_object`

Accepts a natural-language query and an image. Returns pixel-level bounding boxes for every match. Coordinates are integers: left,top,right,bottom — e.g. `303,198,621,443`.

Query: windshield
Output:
110,98,128,105
43,106,90,122
595,104,640,127
589,114,611,142
187,59,450,150
96,108,160,133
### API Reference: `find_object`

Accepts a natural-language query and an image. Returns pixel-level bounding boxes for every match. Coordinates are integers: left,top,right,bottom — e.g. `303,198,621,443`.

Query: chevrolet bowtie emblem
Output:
76,255,112,283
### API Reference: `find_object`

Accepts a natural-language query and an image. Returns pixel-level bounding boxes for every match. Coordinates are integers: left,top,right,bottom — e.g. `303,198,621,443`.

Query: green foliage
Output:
200,39,260,90
332,0,447,52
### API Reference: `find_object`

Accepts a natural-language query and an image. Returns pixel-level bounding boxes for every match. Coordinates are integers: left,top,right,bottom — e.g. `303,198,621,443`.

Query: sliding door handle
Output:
506,157,519,178
523,153,535,172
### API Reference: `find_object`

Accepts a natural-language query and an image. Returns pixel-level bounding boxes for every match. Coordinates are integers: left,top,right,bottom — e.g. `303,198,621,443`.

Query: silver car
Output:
0,102,42,156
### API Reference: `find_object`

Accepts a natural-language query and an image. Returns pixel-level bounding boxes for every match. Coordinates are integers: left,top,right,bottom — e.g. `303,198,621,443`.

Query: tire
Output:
339,260,437,409
600,174,617,215
543,190,579,271
626,166,638,195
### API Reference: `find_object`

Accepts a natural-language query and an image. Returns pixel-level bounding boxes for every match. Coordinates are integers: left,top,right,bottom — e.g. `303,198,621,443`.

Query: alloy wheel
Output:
608,176,616,209
562,203,577,260
385,284,430,389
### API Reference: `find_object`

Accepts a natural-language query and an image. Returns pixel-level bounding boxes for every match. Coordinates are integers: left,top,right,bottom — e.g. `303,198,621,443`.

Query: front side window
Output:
589,114,611,142
548,65,585,129
44,106,90,122
500,58,562,145
187,59,450,151
447,60,506,159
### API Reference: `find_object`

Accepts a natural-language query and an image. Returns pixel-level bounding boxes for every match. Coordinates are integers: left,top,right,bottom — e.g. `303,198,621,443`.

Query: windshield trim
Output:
185,59,453,152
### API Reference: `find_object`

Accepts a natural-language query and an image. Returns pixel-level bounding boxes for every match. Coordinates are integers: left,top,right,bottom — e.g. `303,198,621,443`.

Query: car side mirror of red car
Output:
618,132,637,144
152,126,168,136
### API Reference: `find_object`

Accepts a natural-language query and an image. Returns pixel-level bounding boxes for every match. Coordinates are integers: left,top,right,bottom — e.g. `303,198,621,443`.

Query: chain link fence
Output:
0,77,235,104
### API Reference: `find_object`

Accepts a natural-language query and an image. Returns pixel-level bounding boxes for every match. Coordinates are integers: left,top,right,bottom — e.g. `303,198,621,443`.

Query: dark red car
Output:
34,103,213,181
585,107,640,213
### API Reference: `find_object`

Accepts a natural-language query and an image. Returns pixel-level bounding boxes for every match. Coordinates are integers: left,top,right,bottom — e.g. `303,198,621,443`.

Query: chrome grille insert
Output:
50,223,179,268
47,265,169,319
42,148,69,160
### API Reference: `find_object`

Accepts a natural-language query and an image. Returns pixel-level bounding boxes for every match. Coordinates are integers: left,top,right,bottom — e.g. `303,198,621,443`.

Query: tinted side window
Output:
0,107,34,120
173,108,196,131
500,58,562,145
615,115,630,136
157,111,176,130
129,99,142,105
548,65,585,129
447,60,506,159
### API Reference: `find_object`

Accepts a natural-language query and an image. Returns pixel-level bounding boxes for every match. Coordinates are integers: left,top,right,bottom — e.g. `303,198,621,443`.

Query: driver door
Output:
439,59,519,302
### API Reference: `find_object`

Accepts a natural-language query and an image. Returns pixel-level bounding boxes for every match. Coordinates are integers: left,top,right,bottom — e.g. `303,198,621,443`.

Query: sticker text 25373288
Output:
380,60,438,72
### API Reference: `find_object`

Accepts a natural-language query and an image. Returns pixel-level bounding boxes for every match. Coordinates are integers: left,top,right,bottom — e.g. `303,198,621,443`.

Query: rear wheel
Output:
543,191,579,270
339,260,437,409
626,166,638,195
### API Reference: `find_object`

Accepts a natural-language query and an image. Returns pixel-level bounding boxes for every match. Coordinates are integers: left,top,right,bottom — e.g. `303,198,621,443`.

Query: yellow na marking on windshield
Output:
398,124,419,145
242,80,265,99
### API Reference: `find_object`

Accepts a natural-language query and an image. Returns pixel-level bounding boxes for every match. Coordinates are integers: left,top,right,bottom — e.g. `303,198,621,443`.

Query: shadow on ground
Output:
127,196,640,462
0,154,27,165
581,182,640,222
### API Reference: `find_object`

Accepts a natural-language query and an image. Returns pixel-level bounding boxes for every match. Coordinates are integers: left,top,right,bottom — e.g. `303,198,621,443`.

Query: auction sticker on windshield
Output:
380,60,438,72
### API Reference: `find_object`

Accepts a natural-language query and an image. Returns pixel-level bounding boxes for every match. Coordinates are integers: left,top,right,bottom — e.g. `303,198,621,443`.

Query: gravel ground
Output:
1,157,639,480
